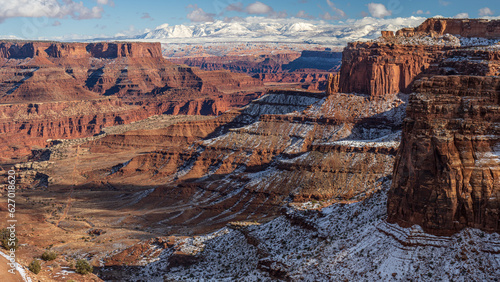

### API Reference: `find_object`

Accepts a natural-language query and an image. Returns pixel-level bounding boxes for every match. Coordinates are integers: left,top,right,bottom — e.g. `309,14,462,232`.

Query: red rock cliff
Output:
397,18,500,38
0,40,263,161
0,41,163,59
329,42,448,97
385,20,500,235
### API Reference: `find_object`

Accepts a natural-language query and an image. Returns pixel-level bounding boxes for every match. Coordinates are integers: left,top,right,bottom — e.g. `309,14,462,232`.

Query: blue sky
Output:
0,0,499,39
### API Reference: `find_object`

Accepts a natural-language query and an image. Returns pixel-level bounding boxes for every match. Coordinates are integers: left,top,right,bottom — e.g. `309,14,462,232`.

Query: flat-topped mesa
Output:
395,18,500,38
327,42,448,98
0,41,163,59
86,42,163,58
329,18,500,99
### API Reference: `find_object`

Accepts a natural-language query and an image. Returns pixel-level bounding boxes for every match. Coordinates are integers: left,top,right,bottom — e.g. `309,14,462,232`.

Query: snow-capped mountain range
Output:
120,16,427,46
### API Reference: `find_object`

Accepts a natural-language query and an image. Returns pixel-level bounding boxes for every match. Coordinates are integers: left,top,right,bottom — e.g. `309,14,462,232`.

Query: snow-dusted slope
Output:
162,181,500,281
108,180,500,281
129,16,426,45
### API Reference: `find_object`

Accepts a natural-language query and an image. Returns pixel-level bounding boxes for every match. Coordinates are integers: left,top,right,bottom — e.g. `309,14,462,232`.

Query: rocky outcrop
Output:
386,20,500,235
388,74,500,235
252,72,330,91
170,50,341,90
396,18,500,38
0,41,163,59
329,19,500,98
67,89,403,234
169,53,302,74
0,40,263,161
329,42,448,97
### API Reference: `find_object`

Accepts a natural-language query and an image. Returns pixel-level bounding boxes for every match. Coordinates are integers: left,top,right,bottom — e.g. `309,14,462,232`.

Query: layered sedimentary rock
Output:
0,41,262,103
0,41,263,161
396,18,500,38
329,42,448,97
169,53,301,74
0,41,163,59
252,72,330,91
171,50,341,90
385,20,500,234
63,89,404,234
388,73,500,234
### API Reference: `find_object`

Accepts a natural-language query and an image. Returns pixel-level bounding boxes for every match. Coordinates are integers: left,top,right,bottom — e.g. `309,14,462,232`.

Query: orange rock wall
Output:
329,42,448,97
397,18,500,38
385,19,500,235
0,41,163,59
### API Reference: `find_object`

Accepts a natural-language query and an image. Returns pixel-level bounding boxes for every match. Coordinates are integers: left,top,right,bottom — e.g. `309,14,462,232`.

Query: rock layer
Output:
69,89,404,234
329,42,448,97
388,74,500,235
385,20,500,235
0,41,263,161
397,18,500,38
171,50,341,90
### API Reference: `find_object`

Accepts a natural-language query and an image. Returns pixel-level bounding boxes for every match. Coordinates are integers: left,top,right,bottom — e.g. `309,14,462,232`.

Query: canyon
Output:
0,17,499,281
0,40,264,161
169,49,342,91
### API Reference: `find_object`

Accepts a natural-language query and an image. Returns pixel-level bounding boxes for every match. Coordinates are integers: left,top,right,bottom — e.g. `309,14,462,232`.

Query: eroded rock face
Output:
170,50,341,90
385,20,500,235
0,41,163,59
72,90,403,233
388,74,500,235
0,41,263,161
329,42,448,97
396,18,500,38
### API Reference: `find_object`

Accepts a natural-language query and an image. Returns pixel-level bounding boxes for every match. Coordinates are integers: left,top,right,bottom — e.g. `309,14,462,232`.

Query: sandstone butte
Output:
328,18,500,235
0,41,264,160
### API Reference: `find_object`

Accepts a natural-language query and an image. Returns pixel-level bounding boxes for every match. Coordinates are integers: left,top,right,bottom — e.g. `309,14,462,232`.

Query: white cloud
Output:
275,11,288,18
296,10,315,19
187,4,215,22
96,0,114,6
0,0,104,22
479,7,493,17
326,0,346,19
414,10,430,15
367,3,392,18
454,13,469,18
246,1,273,14
243,1,286,18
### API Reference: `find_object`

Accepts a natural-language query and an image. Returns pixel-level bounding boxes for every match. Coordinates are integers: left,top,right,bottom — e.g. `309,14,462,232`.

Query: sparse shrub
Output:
41,250,57,261
0,228,18,250
75,259,93,275
28,259,41,274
